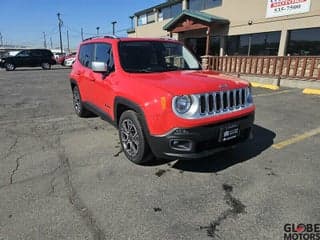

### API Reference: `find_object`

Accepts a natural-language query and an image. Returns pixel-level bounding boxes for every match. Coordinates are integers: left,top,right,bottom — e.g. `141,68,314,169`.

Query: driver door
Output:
91,43,115,119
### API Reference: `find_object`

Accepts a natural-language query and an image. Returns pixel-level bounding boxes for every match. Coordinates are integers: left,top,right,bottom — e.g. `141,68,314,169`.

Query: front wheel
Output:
41,62,51,70
119,110,153,164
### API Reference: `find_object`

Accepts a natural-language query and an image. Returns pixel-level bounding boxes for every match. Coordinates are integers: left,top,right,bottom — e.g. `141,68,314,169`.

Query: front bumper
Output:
147,113,254,160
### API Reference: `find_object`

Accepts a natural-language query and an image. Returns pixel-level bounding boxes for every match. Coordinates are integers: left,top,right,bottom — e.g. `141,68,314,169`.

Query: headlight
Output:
173,95,192,114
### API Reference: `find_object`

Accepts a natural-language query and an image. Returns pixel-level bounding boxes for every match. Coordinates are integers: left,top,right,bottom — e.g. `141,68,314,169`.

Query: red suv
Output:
70,36,255,164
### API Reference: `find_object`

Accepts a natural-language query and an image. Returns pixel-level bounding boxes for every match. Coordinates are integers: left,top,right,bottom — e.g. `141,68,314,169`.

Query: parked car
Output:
0,49,56,71
57,52,76,65
55,52,66,64
64,57,76,67
70,36,255,164
63,52,76,67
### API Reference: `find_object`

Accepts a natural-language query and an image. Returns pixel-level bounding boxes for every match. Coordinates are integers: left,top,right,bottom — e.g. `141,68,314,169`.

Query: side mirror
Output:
92,61,108,73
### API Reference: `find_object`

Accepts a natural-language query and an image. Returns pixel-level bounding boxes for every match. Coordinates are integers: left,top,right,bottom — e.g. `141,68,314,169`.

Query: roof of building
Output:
163,9,229,31
134,0,182,16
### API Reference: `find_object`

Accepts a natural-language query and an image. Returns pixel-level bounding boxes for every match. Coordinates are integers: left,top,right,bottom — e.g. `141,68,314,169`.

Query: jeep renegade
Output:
70,36,255,164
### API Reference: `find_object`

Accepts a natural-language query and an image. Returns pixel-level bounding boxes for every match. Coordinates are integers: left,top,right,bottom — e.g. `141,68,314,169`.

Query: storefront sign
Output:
266,0,311,18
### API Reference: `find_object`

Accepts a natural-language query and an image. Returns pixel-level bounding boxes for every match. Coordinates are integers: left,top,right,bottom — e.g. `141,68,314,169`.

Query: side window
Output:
31,50,41,57
94,43,114,71
79,44,94,68
17,50,30,57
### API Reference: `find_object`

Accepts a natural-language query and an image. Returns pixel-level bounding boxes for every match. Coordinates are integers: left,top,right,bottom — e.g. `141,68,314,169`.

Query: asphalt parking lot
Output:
0,67,319,240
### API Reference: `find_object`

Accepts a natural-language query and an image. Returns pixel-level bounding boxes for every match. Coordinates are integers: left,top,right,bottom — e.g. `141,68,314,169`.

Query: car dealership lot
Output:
0,67,319,240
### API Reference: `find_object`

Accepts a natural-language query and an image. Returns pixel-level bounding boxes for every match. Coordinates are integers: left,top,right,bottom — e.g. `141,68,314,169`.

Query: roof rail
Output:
103,35,118,39
82,35,118,42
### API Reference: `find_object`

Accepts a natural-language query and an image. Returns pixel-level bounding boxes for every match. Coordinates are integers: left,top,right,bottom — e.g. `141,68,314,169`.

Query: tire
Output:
41,62,51,70
72,85,91,117
119,110,153,164
5,63,15,71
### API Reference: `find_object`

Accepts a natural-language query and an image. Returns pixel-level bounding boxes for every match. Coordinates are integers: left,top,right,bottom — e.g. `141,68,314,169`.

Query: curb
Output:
250,82,280,90
302,88,320,95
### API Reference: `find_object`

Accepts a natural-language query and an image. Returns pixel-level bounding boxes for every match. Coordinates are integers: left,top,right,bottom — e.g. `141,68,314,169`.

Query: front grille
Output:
199,88,249,116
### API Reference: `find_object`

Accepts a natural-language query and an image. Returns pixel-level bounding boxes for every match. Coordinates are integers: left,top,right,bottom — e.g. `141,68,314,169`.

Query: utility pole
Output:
0,32,3,47
50,37,53,49
111,21,117,35
57,13,63,54
96,27,100,36
66,30,70,53
81,28,84,41
43,32,47,49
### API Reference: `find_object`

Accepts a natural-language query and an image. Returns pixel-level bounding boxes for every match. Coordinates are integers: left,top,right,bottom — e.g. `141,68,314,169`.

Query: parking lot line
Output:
272,126,320,149
253,89,298,97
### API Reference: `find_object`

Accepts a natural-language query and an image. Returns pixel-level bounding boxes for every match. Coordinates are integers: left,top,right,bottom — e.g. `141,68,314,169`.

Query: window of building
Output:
158,10,163,21
147,11,155,23
287,28,320,56
226,31,281,56
137,14,147,26
189,0,221,11
210,36,221,56
162,3,182,20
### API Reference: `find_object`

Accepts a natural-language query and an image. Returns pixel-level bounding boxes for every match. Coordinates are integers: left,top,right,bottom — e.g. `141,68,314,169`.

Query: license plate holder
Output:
219,124,240,142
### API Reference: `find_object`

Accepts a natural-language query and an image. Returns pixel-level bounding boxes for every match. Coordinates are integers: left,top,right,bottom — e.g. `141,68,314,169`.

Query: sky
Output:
0,0,163,50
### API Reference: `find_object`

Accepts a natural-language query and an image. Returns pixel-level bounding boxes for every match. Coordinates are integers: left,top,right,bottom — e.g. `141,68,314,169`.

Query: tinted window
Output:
119,41,200,73
226,31,280,56
41,50,53,56
31,50,42,57
94,43,114,71
16,50,31,57
162,3,182,20
79,44,94,68
287,28,320,56
189,0,221,10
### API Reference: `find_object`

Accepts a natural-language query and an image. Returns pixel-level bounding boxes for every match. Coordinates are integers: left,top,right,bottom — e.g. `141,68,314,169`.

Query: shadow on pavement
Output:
170,124,276,173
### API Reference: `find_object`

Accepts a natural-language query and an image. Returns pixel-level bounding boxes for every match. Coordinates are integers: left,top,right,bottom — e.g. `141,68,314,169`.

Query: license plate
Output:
220,125,240,142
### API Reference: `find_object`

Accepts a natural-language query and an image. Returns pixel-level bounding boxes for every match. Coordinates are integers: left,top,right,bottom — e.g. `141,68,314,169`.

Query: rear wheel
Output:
41,62,51,70
72,85,91,117
119,110,153,164
5,63,15,71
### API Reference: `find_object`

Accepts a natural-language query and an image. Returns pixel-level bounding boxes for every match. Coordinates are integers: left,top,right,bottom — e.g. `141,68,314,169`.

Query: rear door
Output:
30,50,42,66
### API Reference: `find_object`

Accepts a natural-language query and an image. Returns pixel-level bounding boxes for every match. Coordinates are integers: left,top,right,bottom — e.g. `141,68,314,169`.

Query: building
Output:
128,0,320,59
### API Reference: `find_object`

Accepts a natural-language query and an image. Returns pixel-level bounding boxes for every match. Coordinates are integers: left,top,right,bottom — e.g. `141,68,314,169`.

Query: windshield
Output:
119,41,201,73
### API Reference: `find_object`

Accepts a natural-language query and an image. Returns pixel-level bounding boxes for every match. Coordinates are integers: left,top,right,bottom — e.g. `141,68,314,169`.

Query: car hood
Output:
130,70,250,95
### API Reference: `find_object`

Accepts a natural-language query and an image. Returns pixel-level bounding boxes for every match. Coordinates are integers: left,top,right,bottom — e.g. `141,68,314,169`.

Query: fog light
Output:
170,139,192,151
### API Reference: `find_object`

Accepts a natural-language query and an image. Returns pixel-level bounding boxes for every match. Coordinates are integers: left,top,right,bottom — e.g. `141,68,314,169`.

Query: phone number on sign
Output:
274,4,301,12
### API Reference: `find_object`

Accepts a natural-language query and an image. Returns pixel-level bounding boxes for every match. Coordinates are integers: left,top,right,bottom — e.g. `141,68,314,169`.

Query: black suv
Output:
0,49,56,71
